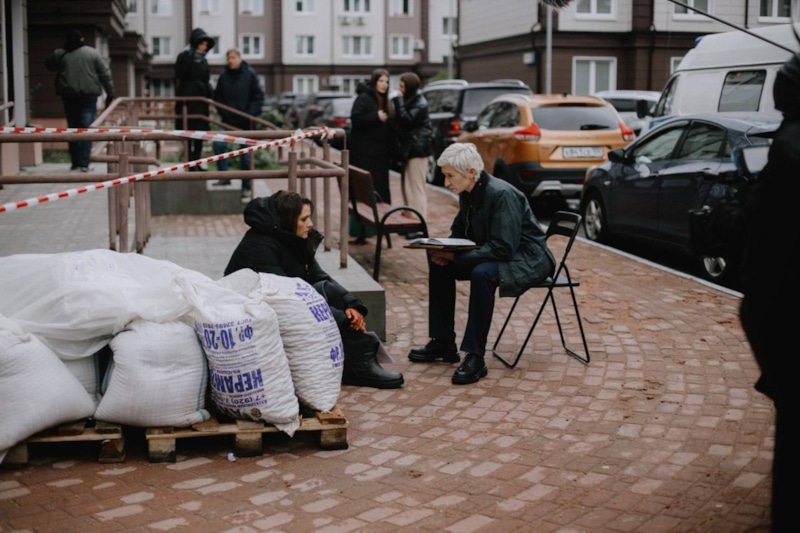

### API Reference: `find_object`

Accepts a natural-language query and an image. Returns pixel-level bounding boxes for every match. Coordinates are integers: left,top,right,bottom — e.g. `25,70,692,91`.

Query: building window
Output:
342,36,372,57
390,35,413,59
198,0,220,14
575,0,614,17
759,0,790,20
343,0,370,13
150,79,174,97
573,57,616,94
339,76,363,94
150,0,172,15
389,0,412,16
126,0,138,14
442,16,456,36
670,56,683,73
295,35,315,56
206,35,221,56
240,34,264,58
151,36,172,58
293,76,318,93
673,0,709,17
240,0,264,15
295,0,314,13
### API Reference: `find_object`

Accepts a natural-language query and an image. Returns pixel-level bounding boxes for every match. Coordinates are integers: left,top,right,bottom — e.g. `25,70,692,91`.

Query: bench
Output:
346,166,428,281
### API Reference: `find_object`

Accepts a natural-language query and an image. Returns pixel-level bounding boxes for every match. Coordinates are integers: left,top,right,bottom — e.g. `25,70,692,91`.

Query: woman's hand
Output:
378,110,388,122
429,250,455,266
345,308,366,332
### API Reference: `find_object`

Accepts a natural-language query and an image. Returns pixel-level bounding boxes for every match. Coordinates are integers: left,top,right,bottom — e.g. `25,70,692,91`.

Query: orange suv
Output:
457,93,634,212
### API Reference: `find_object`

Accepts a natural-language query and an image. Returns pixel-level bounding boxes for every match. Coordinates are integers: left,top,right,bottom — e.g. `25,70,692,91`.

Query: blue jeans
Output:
428,260,500,356
63,96,98,168
213,133,252,191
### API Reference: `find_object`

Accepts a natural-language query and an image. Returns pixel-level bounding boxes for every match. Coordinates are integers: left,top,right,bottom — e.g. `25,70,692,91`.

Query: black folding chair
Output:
491,210,590,368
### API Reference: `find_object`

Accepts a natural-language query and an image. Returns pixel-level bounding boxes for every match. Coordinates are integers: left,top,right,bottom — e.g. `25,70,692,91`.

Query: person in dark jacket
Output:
174,28,215,171
392,72,433,238
212,48,265,194
44,29,114,172
739,49,800,533
409,143,556,385
224,190,404,390
349,69,395,206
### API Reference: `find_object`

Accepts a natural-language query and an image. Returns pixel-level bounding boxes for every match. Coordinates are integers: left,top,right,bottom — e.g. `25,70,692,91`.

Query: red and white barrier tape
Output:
0,127,330,214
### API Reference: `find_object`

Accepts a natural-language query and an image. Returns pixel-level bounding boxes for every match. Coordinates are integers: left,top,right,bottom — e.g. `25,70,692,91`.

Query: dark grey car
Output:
579,111,778,285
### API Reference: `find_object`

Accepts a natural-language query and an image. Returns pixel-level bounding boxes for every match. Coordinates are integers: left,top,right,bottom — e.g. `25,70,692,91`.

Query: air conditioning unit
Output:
339,15,351,25
413,39,426,51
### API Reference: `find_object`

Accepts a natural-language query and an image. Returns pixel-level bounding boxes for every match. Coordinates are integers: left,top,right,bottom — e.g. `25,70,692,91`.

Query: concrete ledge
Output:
316,249,385,341
150,179,244,215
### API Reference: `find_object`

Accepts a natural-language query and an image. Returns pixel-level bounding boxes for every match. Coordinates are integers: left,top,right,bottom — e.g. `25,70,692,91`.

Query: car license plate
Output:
563,146,603,158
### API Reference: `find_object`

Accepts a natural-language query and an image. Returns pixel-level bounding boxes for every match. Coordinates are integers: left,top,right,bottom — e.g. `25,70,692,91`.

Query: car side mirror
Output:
607,148,626,164
636,99,652,119
463,120,478,132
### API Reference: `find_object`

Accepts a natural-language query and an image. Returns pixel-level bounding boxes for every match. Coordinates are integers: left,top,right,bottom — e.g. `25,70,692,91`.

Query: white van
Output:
641,23,799,133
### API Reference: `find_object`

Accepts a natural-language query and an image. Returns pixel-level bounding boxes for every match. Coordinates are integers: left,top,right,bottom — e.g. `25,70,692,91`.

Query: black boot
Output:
342,350,404,389
451,353,487,385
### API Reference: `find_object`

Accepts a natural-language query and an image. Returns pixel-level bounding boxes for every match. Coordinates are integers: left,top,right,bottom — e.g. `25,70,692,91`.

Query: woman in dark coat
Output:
174,28,215,169
349,69,395,204
224,190,404,390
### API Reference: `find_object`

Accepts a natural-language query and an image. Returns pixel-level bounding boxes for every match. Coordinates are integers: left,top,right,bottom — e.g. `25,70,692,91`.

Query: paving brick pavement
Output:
0,163,774,533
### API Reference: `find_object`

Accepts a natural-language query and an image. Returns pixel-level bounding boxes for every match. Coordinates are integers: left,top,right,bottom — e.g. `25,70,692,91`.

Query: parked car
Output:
299,91,352,129
579,111,779,285
457,92,634,214
594,89,660,136
421,78,532,185
309,95,356,150
276,91,297,116
282,93,310,129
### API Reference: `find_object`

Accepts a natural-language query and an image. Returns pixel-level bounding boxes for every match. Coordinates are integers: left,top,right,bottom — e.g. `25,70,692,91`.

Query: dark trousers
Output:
213,133,252,191
63,96,98,168
428,260,499,356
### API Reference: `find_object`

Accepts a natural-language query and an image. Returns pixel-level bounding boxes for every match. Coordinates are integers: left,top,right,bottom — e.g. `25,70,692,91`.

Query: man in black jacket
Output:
212,48,265,194
174,28,214,170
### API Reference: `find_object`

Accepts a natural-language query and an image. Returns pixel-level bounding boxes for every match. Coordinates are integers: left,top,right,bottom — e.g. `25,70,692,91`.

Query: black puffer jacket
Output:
224,195,368,330
349,82,395,200
392,93,433,161
214,61,264,130
174,28,214,129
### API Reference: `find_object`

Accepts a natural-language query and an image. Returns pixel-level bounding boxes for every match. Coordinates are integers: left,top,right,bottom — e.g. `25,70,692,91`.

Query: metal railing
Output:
0,96,354,268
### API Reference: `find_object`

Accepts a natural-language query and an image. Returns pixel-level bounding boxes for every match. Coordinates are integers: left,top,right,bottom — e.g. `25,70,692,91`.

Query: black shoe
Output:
451,353,487,385
342,353,404,389
409,339,460,363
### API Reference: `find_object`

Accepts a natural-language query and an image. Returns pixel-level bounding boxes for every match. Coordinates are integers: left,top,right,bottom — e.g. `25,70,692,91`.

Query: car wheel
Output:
582,192,607,243
699,255,732,284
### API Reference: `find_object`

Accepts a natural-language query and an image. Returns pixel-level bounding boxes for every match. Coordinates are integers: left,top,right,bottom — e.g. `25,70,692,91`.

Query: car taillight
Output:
330,117,348,127
514,123,541,141
446,117,462,137
620,122,635,142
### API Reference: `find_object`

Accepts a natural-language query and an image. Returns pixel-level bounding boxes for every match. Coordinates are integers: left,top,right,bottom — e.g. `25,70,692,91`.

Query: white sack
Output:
0,249,201,359
95,319,210,427
63,351,103,406
175,270,300,435
0,315,96,464
254,273,344,413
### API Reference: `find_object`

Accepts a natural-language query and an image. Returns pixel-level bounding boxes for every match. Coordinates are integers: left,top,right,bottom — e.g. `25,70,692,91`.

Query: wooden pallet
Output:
3,419,125,466
145,405,349,463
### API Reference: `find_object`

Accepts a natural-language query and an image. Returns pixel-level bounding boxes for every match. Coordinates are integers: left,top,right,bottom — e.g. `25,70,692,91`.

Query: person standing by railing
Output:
174,28,215,171
45,29,114,173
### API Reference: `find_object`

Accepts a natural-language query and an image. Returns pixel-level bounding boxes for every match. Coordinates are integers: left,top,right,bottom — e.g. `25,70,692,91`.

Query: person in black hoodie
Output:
739,48,800,533
224,190,404,390
212,48,265,194
174,28,215,170
349,69,395,205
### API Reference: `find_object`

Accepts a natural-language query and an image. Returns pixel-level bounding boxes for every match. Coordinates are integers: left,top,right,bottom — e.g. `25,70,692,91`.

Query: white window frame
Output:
672,0,710,19
295,0,315,13
342,35,373,57
758,0,790,22
388,0,413,17
295,35,315,57
150,36,172,58
206,35,222,58
150,0,172,16
126,0,138,14
197,0,220,14
390,34,413,59
293,75,318,94
240,33,265,59
574,0,616,20
442,16,456,37
343,0,370,13
239,0,264,16
670,56,683,73
149,79,174,97
339,75,363,94
572,56,617,94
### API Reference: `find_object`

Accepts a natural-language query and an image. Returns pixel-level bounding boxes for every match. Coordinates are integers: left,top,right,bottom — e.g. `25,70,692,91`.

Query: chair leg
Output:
551,280,590,364
492,289,552,369
373,227,384,281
